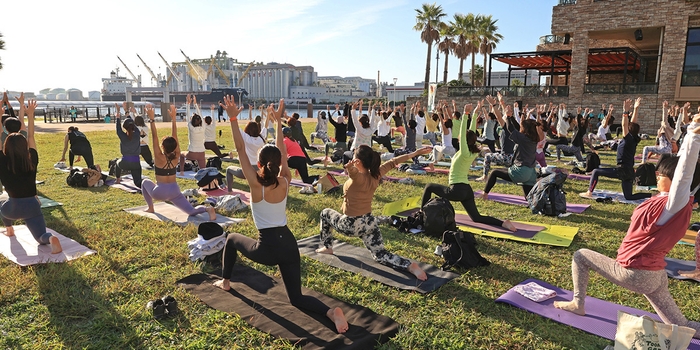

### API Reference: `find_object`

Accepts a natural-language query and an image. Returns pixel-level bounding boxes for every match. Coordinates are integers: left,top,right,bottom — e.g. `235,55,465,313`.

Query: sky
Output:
0,0,555,94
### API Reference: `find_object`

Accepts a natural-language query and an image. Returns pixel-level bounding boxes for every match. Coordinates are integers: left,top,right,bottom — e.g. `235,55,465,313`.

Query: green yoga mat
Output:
383,196,578,247
0,194,62,208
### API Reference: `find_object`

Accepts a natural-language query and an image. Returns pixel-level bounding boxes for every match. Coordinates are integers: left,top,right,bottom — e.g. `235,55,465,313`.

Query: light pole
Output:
237,90,243,118
435,48,440,84
393,78,397,108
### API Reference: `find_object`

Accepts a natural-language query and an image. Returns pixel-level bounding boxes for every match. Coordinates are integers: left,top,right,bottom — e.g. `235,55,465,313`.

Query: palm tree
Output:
437,23,456,84
414,3,446,91
451,13,478,83
478,15,503,86
0,32,4,70
467,15,483,86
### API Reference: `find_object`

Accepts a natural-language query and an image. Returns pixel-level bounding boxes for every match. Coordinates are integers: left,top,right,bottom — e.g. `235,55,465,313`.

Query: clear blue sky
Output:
0,0,555,94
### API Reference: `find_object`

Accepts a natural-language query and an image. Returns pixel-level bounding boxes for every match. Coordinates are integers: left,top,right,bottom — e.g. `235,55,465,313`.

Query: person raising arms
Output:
141,105,215,220
315,143,433,281
213,97,349,334
0,100,62,254
179,95,206,175
554,114,700,338
114,102,143,187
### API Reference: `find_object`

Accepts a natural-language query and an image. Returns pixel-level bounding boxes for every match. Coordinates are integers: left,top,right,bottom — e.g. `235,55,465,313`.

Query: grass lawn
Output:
0,121,698,349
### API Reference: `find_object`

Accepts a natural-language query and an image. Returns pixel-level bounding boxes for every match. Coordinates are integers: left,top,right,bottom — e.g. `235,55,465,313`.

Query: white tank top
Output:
251,178,288,229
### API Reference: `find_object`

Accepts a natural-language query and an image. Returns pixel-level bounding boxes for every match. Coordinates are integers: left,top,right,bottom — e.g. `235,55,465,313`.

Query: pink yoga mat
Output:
199,187,252,204
0,226,96,266
567,173,591,181
496,279,700,349
397,208,545,239
474,191,590,214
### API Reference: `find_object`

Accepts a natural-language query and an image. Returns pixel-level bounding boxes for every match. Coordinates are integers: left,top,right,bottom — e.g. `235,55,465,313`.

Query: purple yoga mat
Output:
397,209,545,239
496,279,700,348
567,173,591,181
473,191,590,214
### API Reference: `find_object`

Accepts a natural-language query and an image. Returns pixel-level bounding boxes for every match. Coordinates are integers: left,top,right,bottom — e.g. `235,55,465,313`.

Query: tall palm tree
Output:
478,15,503,86
437,24,456,84
0,32,4,70
467,14,483,86
452,13,478,83
414,3,446,91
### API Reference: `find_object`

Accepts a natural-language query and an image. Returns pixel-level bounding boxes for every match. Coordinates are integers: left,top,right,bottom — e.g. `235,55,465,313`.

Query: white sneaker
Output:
299,186,316,194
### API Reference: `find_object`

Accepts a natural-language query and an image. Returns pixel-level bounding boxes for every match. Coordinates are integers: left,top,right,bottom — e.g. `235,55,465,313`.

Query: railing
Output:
447,85,569,98
539,35,568,45
584,83,658,94
558,0,576,4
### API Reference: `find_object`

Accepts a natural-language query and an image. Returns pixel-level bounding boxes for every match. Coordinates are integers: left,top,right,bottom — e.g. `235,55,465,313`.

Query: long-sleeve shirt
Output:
341,158,398,216
556,109,570,137
376,115,392,137
415,114,426,137
616,123,700,270
204,119,217,142
449,111,477,185
328,116,347,143
116,118,141,157
350,109,378,151
187,122,206,152
315,113,328,134
425,115,439,133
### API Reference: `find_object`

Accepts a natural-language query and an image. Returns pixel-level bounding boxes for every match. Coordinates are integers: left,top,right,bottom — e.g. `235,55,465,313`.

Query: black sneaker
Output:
147,299,166,319
162,295,178,316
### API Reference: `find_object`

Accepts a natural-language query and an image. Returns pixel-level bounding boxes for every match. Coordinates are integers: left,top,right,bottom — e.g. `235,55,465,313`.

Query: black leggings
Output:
204,141,224,158
544,136,568,150
222,226,329,316
484,168,533,198
372,135,394,152
421,183,502,227
479,138,496,153
69,145,94,168
140,145,154,166
288,156,318,184
588,167,652,201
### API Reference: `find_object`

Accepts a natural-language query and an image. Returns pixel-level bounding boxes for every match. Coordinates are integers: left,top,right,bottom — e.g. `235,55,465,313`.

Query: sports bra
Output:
154,157,177,176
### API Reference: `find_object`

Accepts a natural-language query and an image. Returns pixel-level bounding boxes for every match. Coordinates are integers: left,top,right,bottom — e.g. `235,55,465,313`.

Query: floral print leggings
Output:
319,208,411,270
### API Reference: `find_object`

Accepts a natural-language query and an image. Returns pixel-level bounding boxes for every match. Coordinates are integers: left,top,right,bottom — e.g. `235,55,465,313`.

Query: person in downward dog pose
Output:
213,97,349,333
60,126,95,170
315,144,433,281
141,105,216,220
0,100,62,253
554,114,700,338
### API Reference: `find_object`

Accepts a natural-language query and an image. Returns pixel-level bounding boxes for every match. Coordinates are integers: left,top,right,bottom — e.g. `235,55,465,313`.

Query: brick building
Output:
420,0,700,132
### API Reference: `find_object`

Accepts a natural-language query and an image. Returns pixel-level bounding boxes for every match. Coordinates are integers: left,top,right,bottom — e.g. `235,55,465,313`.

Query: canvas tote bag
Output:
614,310,695,350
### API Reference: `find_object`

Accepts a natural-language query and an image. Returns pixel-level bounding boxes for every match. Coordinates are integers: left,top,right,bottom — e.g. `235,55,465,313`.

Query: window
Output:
682,28,700,86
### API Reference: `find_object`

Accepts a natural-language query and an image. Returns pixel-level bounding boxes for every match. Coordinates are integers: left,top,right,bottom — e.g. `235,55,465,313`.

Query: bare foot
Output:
206,207,217,221
553,300,585,316
678,269,700,281
323,157,330,168
315,246,334,255
502,220,517,232
115,178,121,184
475,176,485,182
2,226,14,237
427,163,435,172
49,236,63,254
408,262,428,281
143,207,154,213
327,307,349,333
579,191,593,198
213,279,230,291
479,192,489,200
180,172,185,176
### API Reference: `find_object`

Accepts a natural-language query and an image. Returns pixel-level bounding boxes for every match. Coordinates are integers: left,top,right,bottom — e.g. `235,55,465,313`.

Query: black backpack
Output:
206,157,222,170
441,230,490,270
66,168,89,187
635,163,657,186
108,158,131,176
527,172,568,216
585,152,600,173
420,198,457,238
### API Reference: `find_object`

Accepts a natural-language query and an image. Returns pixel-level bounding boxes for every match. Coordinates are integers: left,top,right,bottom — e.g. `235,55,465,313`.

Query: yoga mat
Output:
198,187,252,205
105,177,141,193
0,193,62,208
221,157,238,163
297,235,460,293
567,173,591,181
579,190,649,205
395,208,544,239
680,230,697,246
176,171,197,180
664,257,699,281
634,155,659,163
635,185,657,191
495,278,700,349
124,202,244,227
473,191,590,213
177,266,399,350
383,197,577,247
36,180,44,185
0,226,95,266
141,161,153,170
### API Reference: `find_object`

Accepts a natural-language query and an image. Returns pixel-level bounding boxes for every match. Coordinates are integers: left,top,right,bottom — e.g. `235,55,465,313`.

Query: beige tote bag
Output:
614,311,695,350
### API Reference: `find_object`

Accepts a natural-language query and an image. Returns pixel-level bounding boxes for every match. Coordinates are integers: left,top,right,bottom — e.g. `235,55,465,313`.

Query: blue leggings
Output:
587,167,652,200
141,180,207,216
1,197,52,244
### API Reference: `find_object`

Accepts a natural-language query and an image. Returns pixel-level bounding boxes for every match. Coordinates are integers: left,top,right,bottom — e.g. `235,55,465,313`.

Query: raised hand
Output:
122,101,129,113
186,94,192,105
221,95,244,121
623,99,632,112
145,104,155,119
691,113,700,134
496,91,503,103
169,104,177,118
26,99,37,118
485,95,496,106
634,97,642,109
210,104,216,111
14,92,24,106
464,103,473,115
114,103,121,118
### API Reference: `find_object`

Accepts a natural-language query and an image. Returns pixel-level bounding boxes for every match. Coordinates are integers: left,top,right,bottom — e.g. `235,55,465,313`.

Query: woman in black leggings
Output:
213,97,348,334
60,126,94,170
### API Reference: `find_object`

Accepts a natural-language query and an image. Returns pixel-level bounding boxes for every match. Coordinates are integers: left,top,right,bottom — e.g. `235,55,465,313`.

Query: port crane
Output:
136,54,160,87
157,51,183,88
207,55,231,88
116,56,142,87
237,62,256,86
180,49,207,87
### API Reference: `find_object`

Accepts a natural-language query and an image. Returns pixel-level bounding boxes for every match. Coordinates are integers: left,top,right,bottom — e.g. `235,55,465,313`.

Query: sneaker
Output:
398,177,415,185
162,295,178,316
299,186,315,194
146,299,166,319
566,160,577,166
375,215,392,225
182,188,199,197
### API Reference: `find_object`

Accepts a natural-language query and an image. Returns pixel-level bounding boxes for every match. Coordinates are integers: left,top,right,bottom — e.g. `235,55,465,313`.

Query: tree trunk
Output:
458,58,464,81
483,54,488,86
443,53,449,84
424,42,432,91
470,53,476,86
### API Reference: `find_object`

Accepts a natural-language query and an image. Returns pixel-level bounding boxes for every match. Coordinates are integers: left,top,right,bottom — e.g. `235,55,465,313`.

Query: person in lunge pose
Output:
554,114,700,338
134,115,154,168
204,105,225,158
141,105,216,220
323,105,348,167
224,113,266,194
179,95,206,175
640,100,677,164
0,100,62,254
421,101,516,232
213,97,349,334
581,98,652,201
114,102,143,186
476,93,518,182
315,144,433,281
60,126,95,170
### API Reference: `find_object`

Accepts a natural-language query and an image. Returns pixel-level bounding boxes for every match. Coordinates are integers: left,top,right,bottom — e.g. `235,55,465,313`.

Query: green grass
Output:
0,122,698,349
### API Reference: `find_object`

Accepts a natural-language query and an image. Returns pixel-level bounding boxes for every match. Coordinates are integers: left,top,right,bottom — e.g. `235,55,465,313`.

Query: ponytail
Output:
355,145,381,179
466,130,480,154
369,151,381,179
256,162,280,188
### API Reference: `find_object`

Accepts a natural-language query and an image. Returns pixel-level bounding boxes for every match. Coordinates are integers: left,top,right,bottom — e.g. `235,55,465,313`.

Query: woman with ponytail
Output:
114,102,143,187
0,99,62,254
421,100,516,232
179,94,207,175
316,144,433,281
224,116,266,194
141,104,215,220
214,97,349,334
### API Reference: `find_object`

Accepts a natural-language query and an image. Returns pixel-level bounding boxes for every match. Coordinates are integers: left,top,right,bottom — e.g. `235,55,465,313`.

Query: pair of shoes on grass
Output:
299,186,317,194
595,197,613,204
146,295,178,319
